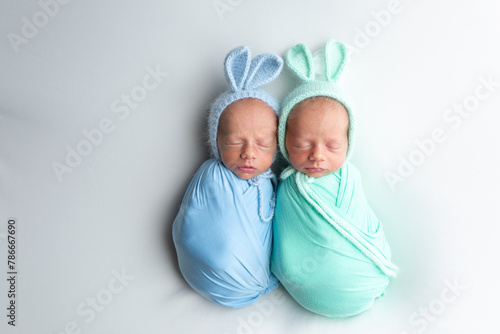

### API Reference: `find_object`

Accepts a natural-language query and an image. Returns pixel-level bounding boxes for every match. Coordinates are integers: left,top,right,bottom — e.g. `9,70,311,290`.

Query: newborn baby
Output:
172,46,283,307
271,40,397,317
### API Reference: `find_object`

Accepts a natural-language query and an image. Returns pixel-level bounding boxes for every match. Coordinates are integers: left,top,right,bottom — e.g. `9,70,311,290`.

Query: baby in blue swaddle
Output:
271,40,397,317
172,46,283,307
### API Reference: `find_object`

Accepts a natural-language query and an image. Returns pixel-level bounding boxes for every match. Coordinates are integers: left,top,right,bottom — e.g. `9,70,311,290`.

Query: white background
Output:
1,0,500,333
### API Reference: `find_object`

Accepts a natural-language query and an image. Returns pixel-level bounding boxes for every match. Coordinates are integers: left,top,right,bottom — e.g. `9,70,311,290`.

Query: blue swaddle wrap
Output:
271,164,396,317
173,159,279,307
172,45,282,307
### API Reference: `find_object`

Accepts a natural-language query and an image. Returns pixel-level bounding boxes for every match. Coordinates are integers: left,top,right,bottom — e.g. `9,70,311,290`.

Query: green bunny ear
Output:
324,40,347,82
286,43,315,82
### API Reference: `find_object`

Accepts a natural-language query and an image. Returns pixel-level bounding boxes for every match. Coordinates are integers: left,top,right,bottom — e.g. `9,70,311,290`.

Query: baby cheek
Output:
260,147,277,163
332,152,347,170
219,148,239,167
287,151,304,169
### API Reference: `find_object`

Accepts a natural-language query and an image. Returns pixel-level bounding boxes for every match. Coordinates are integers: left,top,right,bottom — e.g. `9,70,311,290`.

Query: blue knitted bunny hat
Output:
208,46,283,159
278,40,355,162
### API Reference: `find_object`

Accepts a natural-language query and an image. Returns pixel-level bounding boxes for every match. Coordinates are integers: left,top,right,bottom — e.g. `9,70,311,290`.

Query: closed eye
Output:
225,141,243,146
326,144,343,150
292,144,311,150
257,140,275,149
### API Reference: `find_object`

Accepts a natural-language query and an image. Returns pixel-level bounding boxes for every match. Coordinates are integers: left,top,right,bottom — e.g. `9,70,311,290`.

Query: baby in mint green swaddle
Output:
271,40,398,317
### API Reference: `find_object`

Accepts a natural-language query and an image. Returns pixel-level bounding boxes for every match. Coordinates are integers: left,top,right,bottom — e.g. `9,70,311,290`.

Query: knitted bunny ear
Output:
224,46,251,92
244,54,283,90
286,43,315,82
324,40,347,82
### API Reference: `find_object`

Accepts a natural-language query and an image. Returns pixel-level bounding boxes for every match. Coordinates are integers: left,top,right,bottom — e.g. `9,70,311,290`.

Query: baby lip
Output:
238,165,257,172
305,167,326,172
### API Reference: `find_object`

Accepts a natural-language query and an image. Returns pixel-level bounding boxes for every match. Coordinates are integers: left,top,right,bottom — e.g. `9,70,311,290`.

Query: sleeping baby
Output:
271,40,398,317
173,46,282,307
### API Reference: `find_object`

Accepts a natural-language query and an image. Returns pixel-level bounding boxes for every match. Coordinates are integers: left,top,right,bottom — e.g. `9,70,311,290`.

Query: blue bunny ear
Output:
286,43,315,82
224,46,251,92
324,40,347,82
244,53,283,90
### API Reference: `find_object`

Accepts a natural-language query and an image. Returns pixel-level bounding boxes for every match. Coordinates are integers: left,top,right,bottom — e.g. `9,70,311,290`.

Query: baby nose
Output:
241,143,256,160
309,145,325,161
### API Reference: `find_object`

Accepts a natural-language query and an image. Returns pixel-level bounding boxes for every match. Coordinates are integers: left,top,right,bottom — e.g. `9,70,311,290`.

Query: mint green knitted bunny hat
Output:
278,40,355,162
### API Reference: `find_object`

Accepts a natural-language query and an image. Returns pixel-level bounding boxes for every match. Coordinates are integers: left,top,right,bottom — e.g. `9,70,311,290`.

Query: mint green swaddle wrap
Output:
271,164,396,317
271,40,397,317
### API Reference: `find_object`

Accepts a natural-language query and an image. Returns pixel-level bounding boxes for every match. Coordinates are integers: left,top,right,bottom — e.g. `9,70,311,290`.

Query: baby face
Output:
285,97,349,178
217,98,278,180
